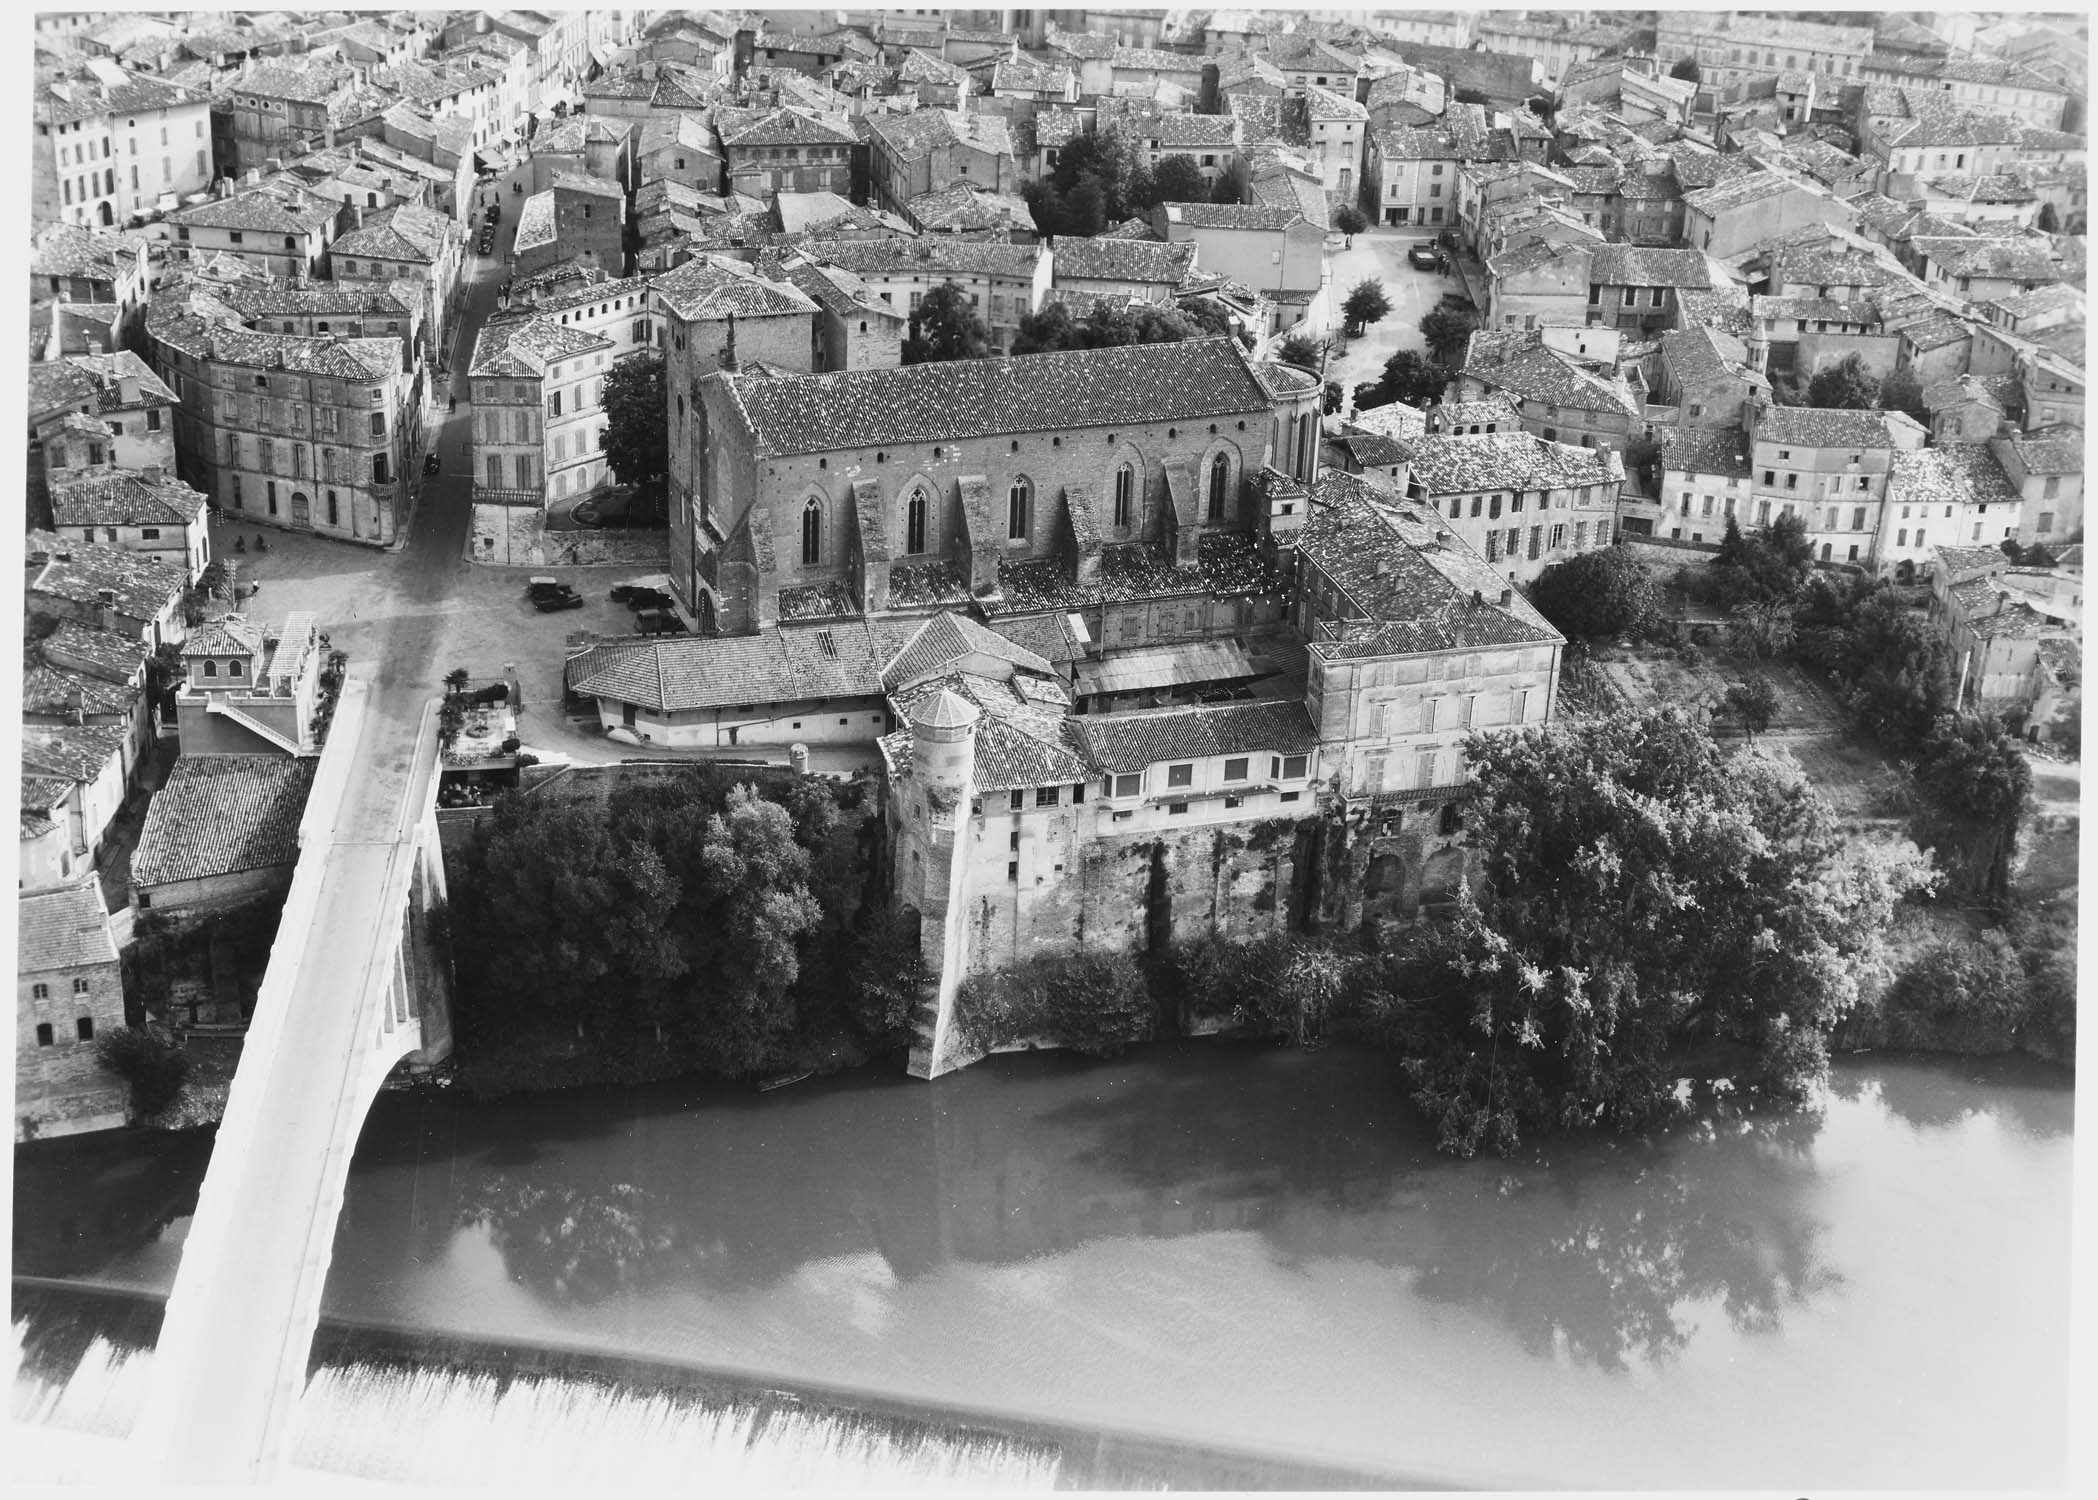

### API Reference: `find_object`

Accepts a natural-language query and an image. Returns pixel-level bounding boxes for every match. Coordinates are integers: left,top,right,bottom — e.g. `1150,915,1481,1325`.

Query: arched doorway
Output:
291,492,311,528
96,201,113,227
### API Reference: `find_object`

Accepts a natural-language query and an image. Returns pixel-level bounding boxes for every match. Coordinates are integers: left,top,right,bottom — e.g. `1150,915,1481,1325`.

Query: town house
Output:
1744,404,1930,567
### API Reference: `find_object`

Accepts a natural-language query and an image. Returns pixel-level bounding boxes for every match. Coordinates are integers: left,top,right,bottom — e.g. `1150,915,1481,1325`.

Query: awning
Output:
1074,641,1265,698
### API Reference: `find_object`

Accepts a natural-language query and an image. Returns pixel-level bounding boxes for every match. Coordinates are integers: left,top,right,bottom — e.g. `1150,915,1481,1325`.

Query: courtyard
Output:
1319,225,1456,411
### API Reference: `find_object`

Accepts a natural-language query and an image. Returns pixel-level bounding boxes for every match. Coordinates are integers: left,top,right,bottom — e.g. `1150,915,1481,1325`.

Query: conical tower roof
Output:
910,686,980,732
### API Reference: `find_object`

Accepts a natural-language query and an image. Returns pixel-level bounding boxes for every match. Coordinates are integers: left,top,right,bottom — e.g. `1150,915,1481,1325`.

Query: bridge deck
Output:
131,674,441,1483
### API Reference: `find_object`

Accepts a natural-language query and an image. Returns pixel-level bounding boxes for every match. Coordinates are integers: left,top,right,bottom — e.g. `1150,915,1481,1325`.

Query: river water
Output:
10,1044,2076,1490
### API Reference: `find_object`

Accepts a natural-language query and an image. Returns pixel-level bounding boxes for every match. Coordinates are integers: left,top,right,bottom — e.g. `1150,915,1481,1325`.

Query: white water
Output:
11,1322,1063,1489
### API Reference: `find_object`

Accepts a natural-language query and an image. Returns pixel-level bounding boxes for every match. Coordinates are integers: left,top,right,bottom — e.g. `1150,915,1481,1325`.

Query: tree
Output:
1175,296,1235,340
1805,352,1881,411
1333,203,1369,246
1720,676,1781,741
1377,708,1933,1156
1878,365,1929,424
97,1027,192,1118
1726,598,1799,660
1530,545,1660,640
1151,153,1208,205
1670,57,1702,84
600,350,667,488
902,280,992,364
1419,304,1480,364
1341,277,1391,334
1844,591,1955,750
1374,348,1450,407
1276,331,1322,372
1711,511,1814,610
1453,86,1490,106
1914,713,2031,904
1011,299,1208,355
1210,171,1243,204
2036,201,2059,233
444,667,472,697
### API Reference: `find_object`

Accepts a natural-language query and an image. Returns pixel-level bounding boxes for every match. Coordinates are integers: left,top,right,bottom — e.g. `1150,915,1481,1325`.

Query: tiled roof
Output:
990,55,1074,95
652,255,818,320
181,616,266,659
1753,405,1916,451
723,337,1271,455
1145,113,1241,149
25,530,185,622
1901,313,1975,350
32,225,143,282
1589,245,1721,289
49,472,209,531
168,183,339,234
469,314,610,378
1296,471,1564,659
1912,237,2061,283
905,183,1033,232
1471,344,1642,420
1161,202,1304,231
1998,434,2082,475
1076,699,1318,773
1401,431,1621,495
1659,427,1753,479
1987,284,2083,321
803,236,1043,280
881,611,1053,690
1890,444,2020,510
130,756,316,888
21,721,130,785
1051,236,1196,284
572,622,887,713
17,882,117,970
21,655,136,719
26,352,178,426
39,621,148,684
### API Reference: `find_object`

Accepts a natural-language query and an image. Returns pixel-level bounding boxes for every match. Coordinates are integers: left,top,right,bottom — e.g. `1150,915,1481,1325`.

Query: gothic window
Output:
905,487,928,554
801,497,822,565
1113,463,1134,528
1008,476,1032,541
1207,453,1229,521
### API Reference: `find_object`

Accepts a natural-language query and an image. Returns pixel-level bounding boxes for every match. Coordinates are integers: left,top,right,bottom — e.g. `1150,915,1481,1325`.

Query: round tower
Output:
909,687,980,796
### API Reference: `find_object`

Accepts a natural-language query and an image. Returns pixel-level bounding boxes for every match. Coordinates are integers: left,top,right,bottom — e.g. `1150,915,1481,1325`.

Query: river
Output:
10,1044,2075,1489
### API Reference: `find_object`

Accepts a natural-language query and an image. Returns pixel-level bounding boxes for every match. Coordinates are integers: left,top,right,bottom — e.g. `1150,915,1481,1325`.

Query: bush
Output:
1530,546,1660,640
1879,932,2030,1053
96,1027,191,1117
472,683,510,704
953,952,1151,1059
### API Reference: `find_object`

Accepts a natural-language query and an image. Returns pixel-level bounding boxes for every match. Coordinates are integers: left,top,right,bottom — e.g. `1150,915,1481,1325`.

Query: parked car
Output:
610,582,674,610
634,608,685,635
527,576,582,611
485,202,501,224
423,451,441,476
1408,243,1440,271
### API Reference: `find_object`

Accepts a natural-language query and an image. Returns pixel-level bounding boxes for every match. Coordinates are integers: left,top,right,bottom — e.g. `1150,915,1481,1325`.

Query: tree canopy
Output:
1341,277,1391,334
600,350,668,487
1333,204,1369,244
1805,353,1881,411
1023,125,1153,234
1878,364,1929,424
1669,57,1701,83
1276,331,1323,372
1359,347,1450,409
902,280,992,364
1711,511,1814,610
1530,544,1660,640
1376,708,1933,1156
1914,713,2031,904
1419,304,1480,364
1011,298,1215,355
1151,153,1208,206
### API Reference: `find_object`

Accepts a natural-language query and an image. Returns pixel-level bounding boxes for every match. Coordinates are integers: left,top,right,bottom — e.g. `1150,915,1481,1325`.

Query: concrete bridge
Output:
127,669,452,1483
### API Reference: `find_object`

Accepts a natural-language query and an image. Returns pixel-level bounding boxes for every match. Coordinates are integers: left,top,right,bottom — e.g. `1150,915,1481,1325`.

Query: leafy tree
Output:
1174,296,1235,339
97,1027,192,1118
1341,277,1391,334
1711,511,1814,610
902,280,992,364
600,350,668,488
1373,348,1450,407
1843,591,1954,750
1419,304,1480,364
1525,92,1556,121
1375,708,1933,1156
2036,201,2059,233
1277,331,1323,372
1670,57,1702,84
1530,545,1660,640
1011,299,1209,354
1805,352,1881,410
1452,86,1490,106
1726,598,1799,660
1768,371,1807,406
1151,152,1208,205
1333,203,1369,246
444,667,472,697
1210,171,1243,204
1879,365,1929,424
1720,676,1781,740
1914,713,2031,904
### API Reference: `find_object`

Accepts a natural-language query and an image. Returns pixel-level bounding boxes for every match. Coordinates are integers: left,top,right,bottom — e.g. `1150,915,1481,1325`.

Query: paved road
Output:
133,241,509,1482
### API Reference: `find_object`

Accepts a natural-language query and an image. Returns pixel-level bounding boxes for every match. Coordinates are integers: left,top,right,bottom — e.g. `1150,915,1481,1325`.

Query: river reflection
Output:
14,1045,2075,1489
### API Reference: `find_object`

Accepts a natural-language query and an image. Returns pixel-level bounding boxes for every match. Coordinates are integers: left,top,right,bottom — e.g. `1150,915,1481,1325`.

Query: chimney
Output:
142,464,164,485
1500,587,1514,606
69,684,87,725
96,586,119,632
1471,589,1484,607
